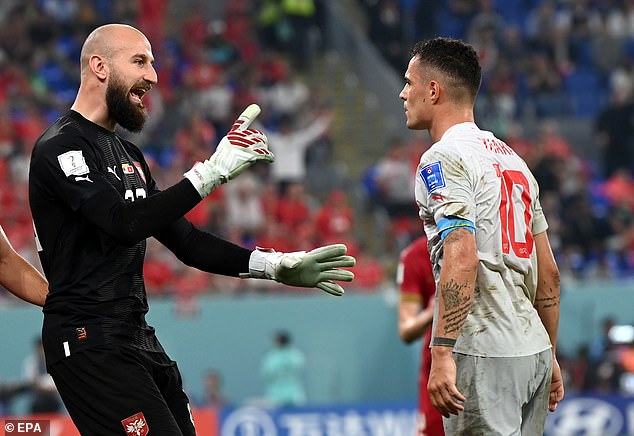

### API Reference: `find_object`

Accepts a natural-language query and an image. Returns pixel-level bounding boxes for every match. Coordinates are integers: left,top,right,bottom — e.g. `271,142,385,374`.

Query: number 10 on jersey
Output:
494,163,534,259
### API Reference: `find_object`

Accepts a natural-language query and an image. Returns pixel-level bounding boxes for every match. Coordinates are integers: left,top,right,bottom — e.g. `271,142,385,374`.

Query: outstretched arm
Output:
0,226,48,306
156,219,355,296
81,105,274,247
534,230,564,412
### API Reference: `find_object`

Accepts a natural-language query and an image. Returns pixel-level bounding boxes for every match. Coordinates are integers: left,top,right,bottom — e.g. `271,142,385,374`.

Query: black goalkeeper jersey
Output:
30,110,166,366
30,110,253,368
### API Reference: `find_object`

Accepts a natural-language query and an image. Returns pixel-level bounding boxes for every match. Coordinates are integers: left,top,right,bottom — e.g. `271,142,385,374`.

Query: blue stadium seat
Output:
564,67,604,118
492,0,526,28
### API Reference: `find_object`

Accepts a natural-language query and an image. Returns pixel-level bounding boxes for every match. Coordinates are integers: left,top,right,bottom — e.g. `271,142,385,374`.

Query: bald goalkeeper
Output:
28,23,355,435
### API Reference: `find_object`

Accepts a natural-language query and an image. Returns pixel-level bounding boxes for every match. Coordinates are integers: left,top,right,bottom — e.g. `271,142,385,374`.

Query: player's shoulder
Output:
420,125,477,164
34,112,93,155
418,138,471,186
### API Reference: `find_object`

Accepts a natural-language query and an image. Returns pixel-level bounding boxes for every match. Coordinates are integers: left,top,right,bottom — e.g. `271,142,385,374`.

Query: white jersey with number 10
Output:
415,122,551,357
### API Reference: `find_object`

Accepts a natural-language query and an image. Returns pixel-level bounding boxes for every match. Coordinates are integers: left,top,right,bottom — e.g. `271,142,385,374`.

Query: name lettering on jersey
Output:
108,166,121,181
420,161,446,193
74,175,92,183
481,137,514,155
57,150,89,176
121,164,134,174
133,162,146,183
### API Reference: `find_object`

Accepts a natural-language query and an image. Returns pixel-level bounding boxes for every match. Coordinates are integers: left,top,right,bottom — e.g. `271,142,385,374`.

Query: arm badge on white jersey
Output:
420,161,446,193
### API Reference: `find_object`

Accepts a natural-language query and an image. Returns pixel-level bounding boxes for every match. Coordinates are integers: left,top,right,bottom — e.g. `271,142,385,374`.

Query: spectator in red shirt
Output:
315,189,354,243
275,181,312,233
180,5,209,62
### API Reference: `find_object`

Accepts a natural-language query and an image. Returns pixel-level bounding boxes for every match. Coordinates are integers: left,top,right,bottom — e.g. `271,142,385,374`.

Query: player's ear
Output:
429,80,440,104
89,55,108,81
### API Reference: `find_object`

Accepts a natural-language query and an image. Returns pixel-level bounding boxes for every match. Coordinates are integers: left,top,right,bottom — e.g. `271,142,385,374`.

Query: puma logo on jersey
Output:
75,175,92,183
108,166,121,181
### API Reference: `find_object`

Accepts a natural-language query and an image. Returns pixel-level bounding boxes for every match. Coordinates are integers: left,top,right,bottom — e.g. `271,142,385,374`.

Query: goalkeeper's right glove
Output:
184,104,274,198
240,244,356,296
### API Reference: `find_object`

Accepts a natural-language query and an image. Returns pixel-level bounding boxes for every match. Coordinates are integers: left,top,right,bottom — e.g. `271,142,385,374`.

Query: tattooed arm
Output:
434,228,478,344
534,230,564,411
428,227,479,417
534,231,560,353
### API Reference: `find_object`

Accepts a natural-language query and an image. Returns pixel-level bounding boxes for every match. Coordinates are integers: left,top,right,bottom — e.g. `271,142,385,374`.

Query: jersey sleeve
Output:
415,145,477,226
530,179,549,235
30,134,119,212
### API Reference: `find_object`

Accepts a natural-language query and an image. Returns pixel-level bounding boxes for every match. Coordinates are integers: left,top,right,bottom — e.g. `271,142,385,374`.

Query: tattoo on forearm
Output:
441,278,464,309
534,293,560,310
440,278,472,335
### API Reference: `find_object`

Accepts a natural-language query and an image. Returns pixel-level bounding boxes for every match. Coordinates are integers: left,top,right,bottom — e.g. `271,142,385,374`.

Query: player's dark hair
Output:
411,37,482,101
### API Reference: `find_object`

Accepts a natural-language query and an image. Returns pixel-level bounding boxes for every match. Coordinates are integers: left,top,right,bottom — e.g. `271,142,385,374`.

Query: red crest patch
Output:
121,412,149,436
75,327,87,340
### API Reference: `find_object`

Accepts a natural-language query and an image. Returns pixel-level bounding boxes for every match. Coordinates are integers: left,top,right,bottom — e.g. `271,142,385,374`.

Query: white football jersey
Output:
415,122,551,357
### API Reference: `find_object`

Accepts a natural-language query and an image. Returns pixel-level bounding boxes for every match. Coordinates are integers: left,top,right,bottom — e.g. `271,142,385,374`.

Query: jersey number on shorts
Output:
494,164,534,258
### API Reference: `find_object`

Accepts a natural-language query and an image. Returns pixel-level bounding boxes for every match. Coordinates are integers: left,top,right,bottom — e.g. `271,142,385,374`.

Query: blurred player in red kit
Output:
397,235,444,436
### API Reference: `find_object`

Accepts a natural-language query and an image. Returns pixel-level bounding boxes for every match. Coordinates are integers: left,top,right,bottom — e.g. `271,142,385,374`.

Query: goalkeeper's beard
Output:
106,72,148,133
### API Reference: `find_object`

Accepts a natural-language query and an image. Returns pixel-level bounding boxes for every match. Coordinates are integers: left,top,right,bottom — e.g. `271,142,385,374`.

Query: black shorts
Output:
49,344,196,435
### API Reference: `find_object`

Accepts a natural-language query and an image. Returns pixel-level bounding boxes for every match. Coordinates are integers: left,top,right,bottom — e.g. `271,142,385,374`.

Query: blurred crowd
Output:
0,0,633,307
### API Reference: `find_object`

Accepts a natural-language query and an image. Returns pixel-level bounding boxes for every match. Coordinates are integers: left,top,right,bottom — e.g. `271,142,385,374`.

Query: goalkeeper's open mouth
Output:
130,85,151,107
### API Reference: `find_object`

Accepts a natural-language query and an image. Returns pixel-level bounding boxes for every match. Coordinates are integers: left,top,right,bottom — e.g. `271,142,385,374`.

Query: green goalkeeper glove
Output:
184,104,274,198
241,244,356,296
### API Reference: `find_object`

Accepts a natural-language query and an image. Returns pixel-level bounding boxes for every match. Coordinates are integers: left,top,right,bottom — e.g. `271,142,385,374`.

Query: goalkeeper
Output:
28,23,354,436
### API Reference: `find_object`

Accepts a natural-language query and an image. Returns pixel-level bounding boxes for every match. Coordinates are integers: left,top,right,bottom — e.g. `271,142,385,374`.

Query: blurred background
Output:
0,0,634,434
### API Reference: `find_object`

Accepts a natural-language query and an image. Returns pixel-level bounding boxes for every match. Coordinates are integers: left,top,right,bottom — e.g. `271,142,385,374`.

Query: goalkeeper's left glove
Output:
184,104,274,198
240,244,356,296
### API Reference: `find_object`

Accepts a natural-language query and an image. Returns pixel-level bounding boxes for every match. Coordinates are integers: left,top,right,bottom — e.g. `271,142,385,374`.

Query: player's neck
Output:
71,87,116,132
429,106,475,142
